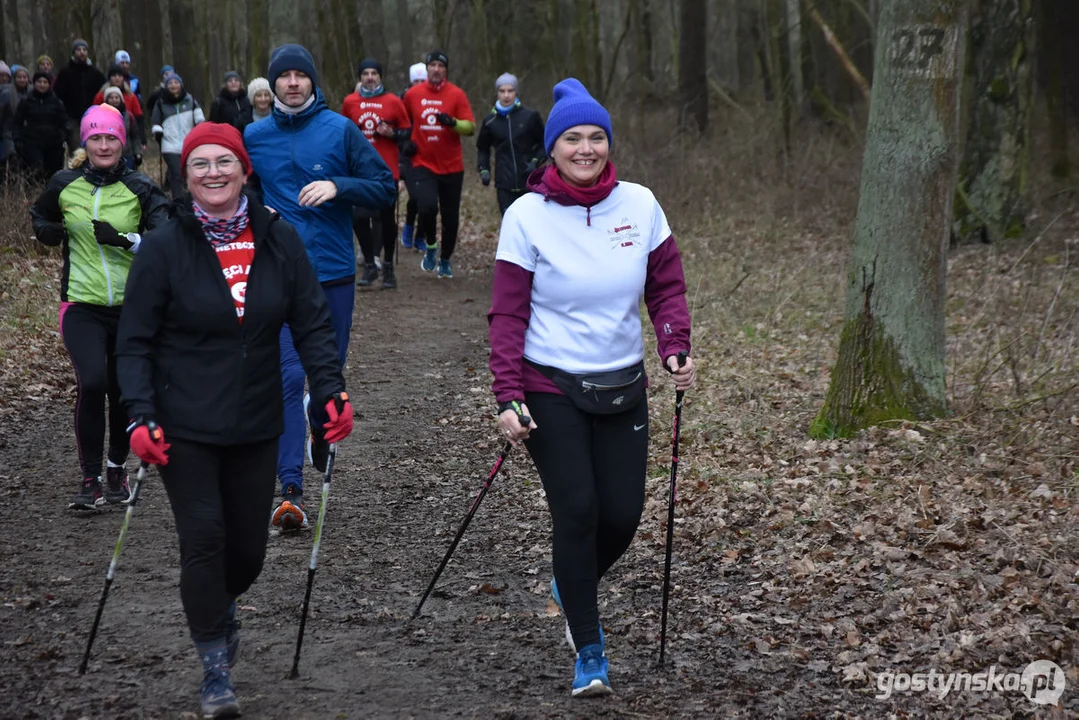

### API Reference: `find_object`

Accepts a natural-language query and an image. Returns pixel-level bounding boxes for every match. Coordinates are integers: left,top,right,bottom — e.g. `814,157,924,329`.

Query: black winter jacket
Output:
13,90,68,150
53,59,106,120
209,88,253,130
116,194,345,445
476,103,545,191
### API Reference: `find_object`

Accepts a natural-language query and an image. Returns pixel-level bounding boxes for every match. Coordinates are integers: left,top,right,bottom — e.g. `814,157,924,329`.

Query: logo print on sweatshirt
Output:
607,217,641,248
312,163,324,172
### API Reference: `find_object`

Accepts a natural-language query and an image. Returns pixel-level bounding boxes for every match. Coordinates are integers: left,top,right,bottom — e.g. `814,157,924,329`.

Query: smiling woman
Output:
487,78,696,699
114,121,354,717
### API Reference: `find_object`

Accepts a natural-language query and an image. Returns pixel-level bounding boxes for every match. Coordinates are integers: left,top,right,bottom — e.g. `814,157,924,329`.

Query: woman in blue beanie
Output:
488,78,696,697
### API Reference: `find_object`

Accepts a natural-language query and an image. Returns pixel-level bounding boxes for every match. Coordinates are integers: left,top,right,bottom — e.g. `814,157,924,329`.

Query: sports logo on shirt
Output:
607,217,642,248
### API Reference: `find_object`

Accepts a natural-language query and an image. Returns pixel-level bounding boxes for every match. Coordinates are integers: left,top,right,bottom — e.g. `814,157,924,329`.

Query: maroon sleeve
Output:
644,235,692,362
488,259,533,403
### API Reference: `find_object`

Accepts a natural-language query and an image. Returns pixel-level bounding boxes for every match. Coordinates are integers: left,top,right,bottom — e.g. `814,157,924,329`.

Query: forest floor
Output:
0,173,1076,719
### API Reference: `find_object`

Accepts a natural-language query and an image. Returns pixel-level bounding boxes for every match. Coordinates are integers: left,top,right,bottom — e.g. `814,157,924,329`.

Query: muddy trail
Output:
1,244,886,720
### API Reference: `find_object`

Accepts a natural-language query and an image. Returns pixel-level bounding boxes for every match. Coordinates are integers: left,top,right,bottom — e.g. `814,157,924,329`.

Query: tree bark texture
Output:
812,0,967,439
954,0,1036,242
678,0,707,131
1037,0,1068,178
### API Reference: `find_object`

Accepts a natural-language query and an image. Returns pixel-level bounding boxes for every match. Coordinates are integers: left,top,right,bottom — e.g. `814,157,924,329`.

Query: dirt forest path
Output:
0,234,880,720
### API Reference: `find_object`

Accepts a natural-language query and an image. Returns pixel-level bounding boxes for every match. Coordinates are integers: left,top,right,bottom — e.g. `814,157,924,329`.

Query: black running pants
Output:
353,200,397,265
60,303,128,479
410,168,464,260
523,392,649,650
159,437,278,642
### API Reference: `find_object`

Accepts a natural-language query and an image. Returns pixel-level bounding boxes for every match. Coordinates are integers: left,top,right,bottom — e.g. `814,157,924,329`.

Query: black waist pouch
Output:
527,359,646,415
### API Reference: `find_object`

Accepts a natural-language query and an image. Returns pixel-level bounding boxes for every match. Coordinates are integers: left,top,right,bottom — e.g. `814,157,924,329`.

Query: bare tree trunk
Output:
630,0,655,84
91,0,123,67
396,0,413,69
812,0,967,438
678,0,707,131
360,0,388,69
1039,0,1068,178
786,0,803,108
711,0,739,90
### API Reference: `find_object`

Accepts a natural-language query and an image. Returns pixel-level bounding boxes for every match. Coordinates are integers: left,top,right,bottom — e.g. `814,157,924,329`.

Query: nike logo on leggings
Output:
633,423,647,431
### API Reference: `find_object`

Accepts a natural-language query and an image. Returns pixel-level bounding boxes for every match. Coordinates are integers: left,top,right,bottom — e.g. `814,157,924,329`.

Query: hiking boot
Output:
225,602,240,668
437,259,453,279
572,643,612,697
382,262,397,289
401,224,415,249
196,639,241,718
271,485,308,531
69,476,104,511
421,245,438,272
104,466,132,504
304,393,330,473
356,262,379,287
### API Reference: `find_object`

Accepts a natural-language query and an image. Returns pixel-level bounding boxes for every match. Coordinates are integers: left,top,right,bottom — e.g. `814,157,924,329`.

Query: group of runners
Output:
30,39,695,716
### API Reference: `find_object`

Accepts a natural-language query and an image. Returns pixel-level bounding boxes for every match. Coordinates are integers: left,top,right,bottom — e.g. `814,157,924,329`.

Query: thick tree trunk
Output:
786,0,803,108
812,0,967,438
954,0,1036,242
678,0,708,131
90,0,123,68
396,0,412,69
1038,0,1068,178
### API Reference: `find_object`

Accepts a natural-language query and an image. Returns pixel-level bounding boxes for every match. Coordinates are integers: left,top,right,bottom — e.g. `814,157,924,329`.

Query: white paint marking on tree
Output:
887,25,961,79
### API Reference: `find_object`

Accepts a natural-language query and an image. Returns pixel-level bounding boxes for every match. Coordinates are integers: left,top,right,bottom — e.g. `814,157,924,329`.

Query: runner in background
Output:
477,73,545,216
402,50,474,279
341,57,410,289
399,62,427,253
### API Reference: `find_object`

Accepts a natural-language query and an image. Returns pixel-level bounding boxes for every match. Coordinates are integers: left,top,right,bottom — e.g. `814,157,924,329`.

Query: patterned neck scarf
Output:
192,195,249,246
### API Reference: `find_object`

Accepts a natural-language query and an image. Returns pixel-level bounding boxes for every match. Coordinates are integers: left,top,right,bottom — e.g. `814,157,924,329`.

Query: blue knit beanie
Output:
269,43,318,87
543,78,612,156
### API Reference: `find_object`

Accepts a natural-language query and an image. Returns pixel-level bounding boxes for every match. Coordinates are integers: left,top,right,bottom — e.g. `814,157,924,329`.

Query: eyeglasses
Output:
187,157,239,178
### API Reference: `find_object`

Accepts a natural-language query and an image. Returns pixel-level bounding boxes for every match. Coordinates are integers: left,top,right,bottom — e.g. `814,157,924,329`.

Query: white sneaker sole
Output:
571,679,613,697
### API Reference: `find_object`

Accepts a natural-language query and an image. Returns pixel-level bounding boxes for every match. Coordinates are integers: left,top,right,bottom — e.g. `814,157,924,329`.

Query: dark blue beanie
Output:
268,43,318,87
543,78,612,156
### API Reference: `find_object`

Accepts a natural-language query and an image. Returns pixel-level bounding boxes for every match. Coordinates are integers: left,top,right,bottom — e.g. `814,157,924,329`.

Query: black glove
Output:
402,140,418,157
37,222,67,247
93,219,133,249
153,131,163,145
479,169,491,187
435,112,456,127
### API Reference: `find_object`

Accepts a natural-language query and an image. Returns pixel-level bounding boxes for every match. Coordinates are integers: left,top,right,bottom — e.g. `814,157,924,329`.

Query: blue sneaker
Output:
437,259,453,278
572,643,612,697
225,602,240,668
401,224,414,249
415,235,428,252
195,639,241,717
551,578,604,653
421,245,438,272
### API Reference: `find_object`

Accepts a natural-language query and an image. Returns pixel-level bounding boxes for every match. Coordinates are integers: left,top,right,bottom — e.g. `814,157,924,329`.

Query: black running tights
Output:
159,437,277,642
60,303,128,479
411,168,464,260
523,392,649,650
353,201,397,265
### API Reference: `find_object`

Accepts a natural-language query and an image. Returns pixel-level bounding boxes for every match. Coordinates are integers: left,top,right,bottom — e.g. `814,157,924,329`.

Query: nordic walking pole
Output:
659,351,688,666
79,461,150,674
411,407,531,619
289,443,337,679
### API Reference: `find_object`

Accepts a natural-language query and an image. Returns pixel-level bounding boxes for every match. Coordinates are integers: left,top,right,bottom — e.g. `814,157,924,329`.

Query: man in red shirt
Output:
402,50,475,278
341,58,410,288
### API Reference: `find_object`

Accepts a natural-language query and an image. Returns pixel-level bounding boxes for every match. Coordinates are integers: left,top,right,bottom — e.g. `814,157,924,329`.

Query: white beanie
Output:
247,76,271,104
115,50,131,64
409,62,427,83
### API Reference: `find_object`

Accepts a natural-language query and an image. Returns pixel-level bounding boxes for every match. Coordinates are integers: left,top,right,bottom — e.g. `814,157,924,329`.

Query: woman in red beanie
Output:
115,122,354,718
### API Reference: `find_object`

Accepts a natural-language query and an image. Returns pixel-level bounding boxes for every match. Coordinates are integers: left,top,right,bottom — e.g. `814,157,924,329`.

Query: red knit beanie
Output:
180,122,252,178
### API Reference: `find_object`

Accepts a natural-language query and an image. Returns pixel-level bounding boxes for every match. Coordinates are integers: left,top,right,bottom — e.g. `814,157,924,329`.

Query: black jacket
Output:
116,194,345,445
13,90,68,150
53,59,107,120
209,88,253,130
476,103,545,191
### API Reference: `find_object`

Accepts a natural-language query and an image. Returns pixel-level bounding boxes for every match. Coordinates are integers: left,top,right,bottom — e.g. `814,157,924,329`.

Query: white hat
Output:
115,50,131,64
409,62,427,83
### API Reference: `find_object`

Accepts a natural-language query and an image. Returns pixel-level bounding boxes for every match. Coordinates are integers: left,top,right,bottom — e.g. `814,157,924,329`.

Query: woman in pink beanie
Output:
28,103,169,514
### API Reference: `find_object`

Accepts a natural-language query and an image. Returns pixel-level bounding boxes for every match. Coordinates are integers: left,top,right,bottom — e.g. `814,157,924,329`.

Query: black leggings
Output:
523,392,649,650
159,437,278,642
353,200,397,265
163,152,183,199
410,168,464,260
497,188,525,216
60,303,128,479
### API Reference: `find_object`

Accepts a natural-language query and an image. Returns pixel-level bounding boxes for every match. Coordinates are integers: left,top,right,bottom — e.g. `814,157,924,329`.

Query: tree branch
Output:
803,0,870,101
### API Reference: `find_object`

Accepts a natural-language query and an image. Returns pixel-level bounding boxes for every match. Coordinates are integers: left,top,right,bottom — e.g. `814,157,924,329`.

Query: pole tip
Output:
288,666,299,680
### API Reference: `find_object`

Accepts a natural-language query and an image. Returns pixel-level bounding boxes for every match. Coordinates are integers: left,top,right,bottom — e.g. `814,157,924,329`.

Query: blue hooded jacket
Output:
244,88,395,283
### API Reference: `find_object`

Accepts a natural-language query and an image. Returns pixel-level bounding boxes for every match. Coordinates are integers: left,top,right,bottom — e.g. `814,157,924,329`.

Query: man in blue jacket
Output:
245,43,395,531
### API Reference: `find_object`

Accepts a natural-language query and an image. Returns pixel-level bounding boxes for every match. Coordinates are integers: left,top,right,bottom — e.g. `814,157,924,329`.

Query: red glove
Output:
323,392,353,443
130,418,171,466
